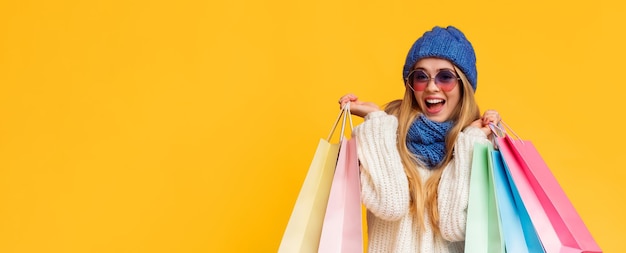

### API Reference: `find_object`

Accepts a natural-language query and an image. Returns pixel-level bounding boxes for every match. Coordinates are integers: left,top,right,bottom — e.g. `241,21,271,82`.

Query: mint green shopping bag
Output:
465,143,504,253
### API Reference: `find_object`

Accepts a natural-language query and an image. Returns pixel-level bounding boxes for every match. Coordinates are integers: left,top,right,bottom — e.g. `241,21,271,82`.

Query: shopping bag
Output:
318,102,363,253
318,138,362,252
465,143,504,253
495,123,602,253
278,105,349,253
491,149,542,253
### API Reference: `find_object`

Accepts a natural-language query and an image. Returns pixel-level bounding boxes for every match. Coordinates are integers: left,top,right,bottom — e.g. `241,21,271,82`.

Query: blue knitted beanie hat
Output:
402,26,477,91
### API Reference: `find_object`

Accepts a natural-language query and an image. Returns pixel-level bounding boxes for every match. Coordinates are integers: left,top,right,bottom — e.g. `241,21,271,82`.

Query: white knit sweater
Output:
356,111,490,253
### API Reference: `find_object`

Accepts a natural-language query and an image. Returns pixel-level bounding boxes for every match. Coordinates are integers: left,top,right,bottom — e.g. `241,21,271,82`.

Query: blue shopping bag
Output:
491,150,544,253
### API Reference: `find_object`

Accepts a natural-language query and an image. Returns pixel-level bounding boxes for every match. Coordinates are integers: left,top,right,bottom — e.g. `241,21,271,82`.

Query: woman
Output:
338,26,499,252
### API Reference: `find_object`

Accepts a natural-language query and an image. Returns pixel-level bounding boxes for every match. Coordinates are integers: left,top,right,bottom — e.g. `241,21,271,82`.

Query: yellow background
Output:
0,0,622,252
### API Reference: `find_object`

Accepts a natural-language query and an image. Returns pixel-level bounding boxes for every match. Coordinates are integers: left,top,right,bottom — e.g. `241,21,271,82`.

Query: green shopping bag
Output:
465,143,504,253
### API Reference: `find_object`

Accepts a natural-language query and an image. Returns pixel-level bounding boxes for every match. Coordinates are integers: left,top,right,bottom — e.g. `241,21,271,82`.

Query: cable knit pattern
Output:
406,114,453,168
355,111,490,253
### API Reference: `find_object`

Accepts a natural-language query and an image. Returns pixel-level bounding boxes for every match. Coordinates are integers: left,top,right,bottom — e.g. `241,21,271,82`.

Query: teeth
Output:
426,99,443,104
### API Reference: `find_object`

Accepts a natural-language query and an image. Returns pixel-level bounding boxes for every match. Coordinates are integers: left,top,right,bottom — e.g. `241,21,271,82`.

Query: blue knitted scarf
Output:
406,114,454,169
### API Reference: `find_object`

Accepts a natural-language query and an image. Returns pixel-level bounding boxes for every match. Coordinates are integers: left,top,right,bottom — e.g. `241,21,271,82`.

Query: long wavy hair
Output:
384,64,481,236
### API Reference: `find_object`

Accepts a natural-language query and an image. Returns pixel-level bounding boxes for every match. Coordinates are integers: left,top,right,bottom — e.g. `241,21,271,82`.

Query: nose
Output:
425,78,440,92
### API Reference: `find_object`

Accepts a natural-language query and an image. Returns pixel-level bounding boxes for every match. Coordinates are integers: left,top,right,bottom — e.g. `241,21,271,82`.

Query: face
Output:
408,58,461,122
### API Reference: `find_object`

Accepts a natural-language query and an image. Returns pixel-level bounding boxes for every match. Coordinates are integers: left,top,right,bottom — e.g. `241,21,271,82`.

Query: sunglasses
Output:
405,69,460,92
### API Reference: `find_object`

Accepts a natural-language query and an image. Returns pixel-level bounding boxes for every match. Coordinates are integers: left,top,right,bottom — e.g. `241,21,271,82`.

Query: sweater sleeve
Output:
355,111,410,221
437,126,491,242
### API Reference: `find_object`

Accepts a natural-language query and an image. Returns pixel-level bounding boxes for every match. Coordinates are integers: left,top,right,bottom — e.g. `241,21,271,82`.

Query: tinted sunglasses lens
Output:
410,70,429,91
435,70,458,91
435,70,457,84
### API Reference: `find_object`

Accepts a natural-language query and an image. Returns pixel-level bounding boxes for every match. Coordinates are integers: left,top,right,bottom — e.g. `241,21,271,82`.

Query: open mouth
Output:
425,98,445,111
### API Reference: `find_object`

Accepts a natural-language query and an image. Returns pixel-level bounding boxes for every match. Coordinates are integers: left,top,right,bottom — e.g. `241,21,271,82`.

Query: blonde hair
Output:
384,65,480,236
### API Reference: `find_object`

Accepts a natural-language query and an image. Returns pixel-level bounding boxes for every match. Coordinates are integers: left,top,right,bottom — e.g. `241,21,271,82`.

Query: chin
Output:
423,112,450,122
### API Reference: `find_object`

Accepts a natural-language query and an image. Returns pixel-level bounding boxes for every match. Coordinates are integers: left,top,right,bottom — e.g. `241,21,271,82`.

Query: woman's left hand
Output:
470,110,501,136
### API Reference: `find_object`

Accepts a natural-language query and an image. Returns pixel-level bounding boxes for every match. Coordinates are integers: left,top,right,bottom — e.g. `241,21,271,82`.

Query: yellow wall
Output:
0,0,623,252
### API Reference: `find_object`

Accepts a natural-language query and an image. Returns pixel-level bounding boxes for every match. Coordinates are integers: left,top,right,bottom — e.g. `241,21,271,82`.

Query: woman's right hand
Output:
338,93,381,118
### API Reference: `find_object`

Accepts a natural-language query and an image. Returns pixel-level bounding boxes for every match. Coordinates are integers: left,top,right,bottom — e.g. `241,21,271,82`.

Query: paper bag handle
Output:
326,102,354,141
489,120,524,149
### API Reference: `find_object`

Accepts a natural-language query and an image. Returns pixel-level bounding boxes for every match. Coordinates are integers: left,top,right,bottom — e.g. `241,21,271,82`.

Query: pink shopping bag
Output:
496,134,601,253
318,138,363,253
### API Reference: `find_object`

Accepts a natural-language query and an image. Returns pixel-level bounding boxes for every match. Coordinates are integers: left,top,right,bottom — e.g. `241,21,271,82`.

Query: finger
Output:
339,100,349,109
483,110,497,116
483,114,497,120
338,97,347,105
482,110,500,121
339,94,356,103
